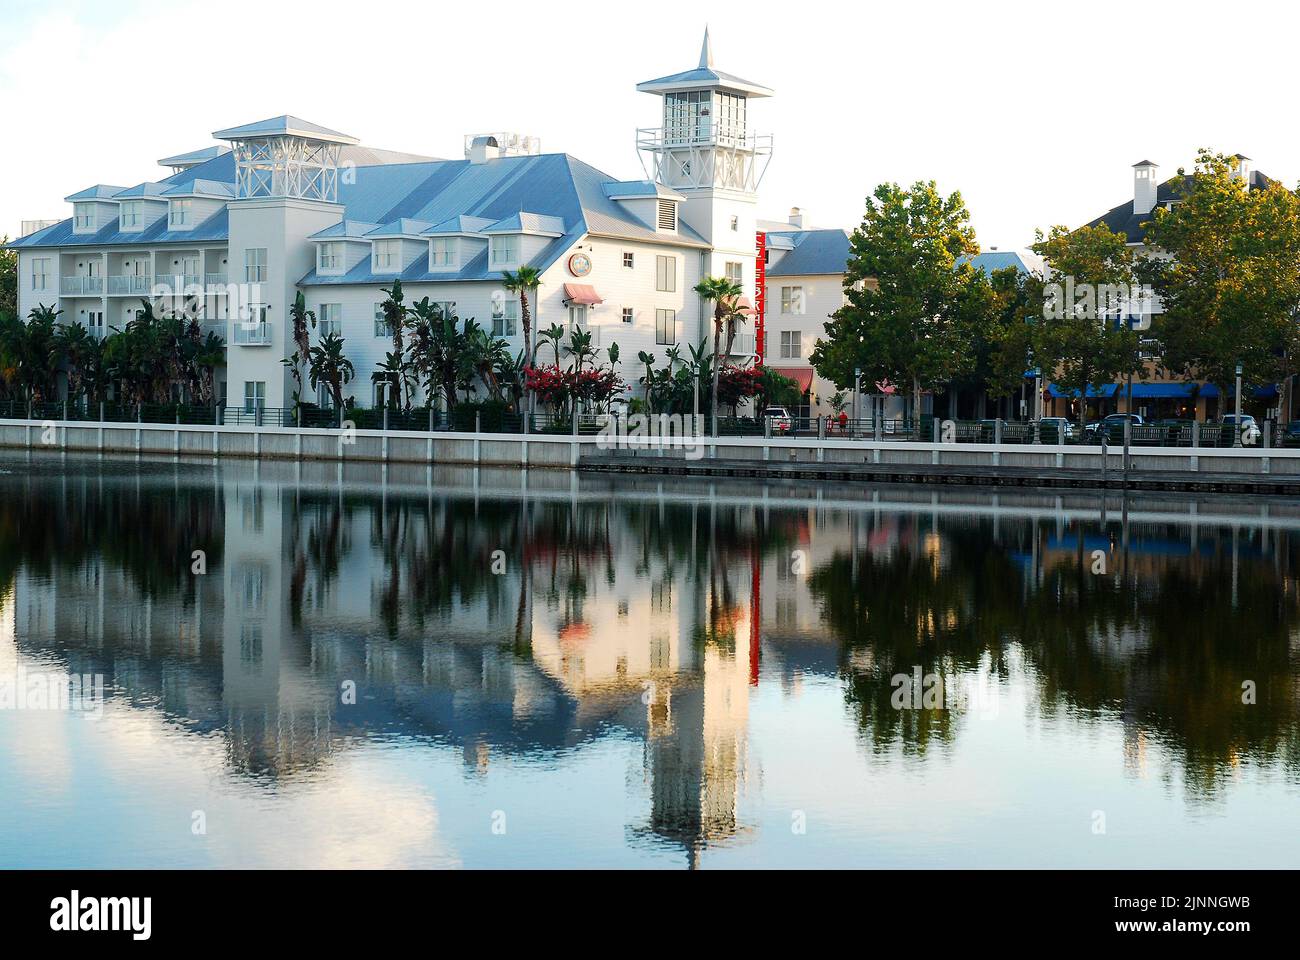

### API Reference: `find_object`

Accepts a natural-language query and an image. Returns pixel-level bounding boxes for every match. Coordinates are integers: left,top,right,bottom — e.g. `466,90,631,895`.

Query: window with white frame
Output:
73,204,95,231
318,303,341,338
491,293,518,337
623,252,634,268
429,237,456,267
31,258,50,291
318,242,342,272
656,308,676,345
244,248,267,283
491,235,519,266
781,285,805,315
780,330,802,359
169,199,192,227
374,303,393,338
568,304,588,330
373,240,401,272
622,307,633,324
725,261,743,285
119,201,143,229
730,215,739,231
655,255,676,292
431,300,456,323
243,381,266,412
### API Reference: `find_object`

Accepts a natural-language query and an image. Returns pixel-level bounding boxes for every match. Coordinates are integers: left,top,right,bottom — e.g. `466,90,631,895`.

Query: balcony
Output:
153,274,204,296
205,273,228,288
636,125,772,152
108,275,153,296
232,321,272,346
60,276,104,296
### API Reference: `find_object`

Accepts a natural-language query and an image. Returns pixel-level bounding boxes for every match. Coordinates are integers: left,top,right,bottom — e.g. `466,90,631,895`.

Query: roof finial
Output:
699,25,714,69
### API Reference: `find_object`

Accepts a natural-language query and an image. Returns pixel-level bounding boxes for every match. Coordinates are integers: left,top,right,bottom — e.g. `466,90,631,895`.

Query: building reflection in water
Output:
3,459,1300,865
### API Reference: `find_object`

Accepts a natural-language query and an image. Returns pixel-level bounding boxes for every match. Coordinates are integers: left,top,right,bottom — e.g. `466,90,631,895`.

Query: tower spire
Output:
699,26,713,69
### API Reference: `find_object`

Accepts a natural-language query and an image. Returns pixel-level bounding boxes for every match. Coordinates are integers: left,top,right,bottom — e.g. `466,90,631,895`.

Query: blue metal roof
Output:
365,218,434,238
310,220,380,240
482,212,565,235
10,147,710,278
958,250,1043,276
423,215,495,236
162,179,234,198
602,180,683,200
157,145,230,167
765,229,851,277
212,115,358,144
64,184,127,202
115,182,170,199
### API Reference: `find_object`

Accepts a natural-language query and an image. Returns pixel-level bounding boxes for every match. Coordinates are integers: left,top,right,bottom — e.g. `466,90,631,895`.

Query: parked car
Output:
1284,420,1300,446
1039,417,1074,442
1084,413,1145,442
1220,414,1262,446
764,406,793,434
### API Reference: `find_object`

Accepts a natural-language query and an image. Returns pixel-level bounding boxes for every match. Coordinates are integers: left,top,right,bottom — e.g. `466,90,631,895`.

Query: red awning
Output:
771,367,814,393
563,283,604,306
728,295,755,315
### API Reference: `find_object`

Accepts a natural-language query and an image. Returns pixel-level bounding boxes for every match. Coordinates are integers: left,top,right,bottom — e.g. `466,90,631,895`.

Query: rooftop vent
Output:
464,132,541,163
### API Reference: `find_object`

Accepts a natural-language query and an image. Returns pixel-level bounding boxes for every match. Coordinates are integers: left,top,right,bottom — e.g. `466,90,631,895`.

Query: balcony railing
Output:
59,276,104,296
107,275,153,296
636,126,773,152
205,273,228,288
232,321,272,346
152,274,204,295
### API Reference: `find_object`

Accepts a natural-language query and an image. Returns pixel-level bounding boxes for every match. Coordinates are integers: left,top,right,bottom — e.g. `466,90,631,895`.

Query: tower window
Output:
622,307,634,324
657,199,677,231
623,252,634,268
725,261,743,284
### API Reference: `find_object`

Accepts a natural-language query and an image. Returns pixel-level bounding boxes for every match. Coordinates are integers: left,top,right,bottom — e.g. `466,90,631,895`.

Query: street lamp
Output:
1234,361,1244,447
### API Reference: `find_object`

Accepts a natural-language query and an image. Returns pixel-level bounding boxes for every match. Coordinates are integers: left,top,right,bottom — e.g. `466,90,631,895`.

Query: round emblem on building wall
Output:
568,252,593,277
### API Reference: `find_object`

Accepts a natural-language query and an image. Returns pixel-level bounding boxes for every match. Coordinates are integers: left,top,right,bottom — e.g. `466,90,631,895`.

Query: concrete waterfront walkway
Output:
3,415,1298,494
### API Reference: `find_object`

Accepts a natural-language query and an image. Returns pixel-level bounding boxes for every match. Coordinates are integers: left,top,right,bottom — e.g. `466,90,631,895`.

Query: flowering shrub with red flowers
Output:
717,365,764,410
525,364,627,410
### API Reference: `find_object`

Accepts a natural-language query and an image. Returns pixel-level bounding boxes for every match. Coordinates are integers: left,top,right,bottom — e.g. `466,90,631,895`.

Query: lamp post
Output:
1234,361,1243,447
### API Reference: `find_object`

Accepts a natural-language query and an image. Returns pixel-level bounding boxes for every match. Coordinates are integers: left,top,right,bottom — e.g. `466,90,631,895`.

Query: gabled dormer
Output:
602,180,684,234
161,179,233,231
309,220,379,276
482,212,564,272
422,215,494,273
365,219,433,275
114,182,170,233
65,185,126,235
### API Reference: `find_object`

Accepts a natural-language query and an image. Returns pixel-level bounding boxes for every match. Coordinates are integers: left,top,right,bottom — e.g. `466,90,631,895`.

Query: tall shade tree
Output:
693,276,744,431
810,181,979,438
1138,149,1300,415
0,239,16,320
1032,223,1145,431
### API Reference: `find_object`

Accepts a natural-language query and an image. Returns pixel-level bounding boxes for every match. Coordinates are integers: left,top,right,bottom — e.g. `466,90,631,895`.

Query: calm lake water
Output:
1,451,1298,869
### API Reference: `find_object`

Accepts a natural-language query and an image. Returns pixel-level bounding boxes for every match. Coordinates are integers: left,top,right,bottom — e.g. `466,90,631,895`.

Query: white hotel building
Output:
8,32,791,413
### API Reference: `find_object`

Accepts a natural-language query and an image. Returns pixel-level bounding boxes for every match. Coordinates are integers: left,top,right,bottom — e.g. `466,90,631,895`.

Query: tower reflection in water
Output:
3,457,1300,867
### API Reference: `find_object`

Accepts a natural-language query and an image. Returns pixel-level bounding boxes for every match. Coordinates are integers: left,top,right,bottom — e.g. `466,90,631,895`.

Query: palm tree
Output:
194,332,225,406
693,276,743,433
379,281,411,409
539,323,566,367
284,292,316,409
501,266,541,367
50,320,92,407
308,333,356,412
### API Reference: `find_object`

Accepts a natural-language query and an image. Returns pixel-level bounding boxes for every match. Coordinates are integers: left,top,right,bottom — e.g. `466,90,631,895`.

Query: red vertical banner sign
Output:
754,231,766,366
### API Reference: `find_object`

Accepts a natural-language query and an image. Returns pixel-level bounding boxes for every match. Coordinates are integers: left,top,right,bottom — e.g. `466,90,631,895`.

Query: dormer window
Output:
120,202,144,230
657,199,677,231
490,235,519,266
73,203,95,232
169,199,193,227
318,242,343,272
373,239,401,272
429,237,456,268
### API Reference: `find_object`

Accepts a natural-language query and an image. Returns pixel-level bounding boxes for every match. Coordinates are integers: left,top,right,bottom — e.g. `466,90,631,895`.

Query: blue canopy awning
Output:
1125,382,1196,399
1047,384,1118,399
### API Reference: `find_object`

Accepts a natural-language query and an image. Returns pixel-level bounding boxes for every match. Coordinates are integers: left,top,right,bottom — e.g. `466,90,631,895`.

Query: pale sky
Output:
4,0,1300,250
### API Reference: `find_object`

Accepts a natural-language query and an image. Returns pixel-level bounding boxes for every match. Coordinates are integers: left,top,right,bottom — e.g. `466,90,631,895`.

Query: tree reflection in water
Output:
3,458,1299,865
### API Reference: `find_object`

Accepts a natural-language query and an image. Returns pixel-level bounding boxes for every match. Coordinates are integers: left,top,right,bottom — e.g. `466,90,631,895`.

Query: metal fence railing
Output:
2,402,1299,449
